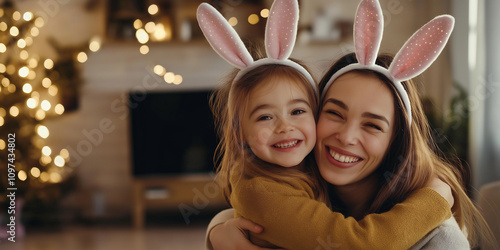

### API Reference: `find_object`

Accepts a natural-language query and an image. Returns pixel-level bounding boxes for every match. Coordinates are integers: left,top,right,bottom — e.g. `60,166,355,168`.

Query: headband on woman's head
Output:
322,0,455,125
197,0,316,94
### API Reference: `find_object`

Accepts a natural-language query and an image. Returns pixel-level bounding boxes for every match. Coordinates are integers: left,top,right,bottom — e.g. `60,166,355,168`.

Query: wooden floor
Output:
0,223,207,250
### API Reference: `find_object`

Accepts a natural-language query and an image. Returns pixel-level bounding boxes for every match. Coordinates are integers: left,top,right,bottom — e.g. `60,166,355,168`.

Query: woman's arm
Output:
231,177,452,250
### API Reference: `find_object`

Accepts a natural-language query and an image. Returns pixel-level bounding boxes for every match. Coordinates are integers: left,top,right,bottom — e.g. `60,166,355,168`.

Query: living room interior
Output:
0,0,499,249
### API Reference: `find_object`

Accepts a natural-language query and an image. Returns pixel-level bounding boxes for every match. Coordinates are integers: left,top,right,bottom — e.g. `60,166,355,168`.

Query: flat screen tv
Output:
129,90,218,177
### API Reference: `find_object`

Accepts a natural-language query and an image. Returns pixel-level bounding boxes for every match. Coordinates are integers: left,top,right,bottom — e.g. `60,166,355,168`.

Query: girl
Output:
199,0,455,249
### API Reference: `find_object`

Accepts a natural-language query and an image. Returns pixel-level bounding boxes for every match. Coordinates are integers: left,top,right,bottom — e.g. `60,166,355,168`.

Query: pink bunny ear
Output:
354,0,384,65
265,0,299,60
389,15,455,81
197,3,253,69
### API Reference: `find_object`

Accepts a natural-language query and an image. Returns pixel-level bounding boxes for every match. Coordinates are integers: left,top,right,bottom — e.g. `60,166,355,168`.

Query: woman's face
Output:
315,72,395,186
241,76,316,167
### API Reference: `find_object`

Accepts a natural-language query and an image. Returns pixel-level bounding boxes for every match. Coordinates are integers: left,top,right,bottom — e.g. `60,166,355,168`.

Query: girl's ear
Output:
197,3,254,69
353,0,384,66
389,15,455,82
265,0,299,60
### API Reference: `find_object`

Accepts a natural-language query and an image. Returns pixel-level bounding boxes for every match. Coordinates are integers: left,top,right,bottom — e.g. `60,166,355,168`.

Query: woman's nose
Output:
335,123,358,146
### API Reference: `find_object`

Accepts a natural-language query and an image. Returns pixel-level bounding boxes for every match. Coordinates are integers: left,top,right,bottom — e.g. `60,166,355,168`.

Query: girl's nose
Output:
275,118,294,134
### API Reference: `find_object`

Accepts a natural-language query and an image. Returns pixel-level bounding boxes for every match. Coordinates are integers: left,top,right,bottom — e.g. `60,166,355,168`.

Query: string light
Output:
261,9,270,18
136,28,149,44
22,83,32,93
0,139,5,150
41,100,51,111
9,106,19,117
77,52,88,63
10,26,19,36
54,156,65,167
23,12,33,21
148,4,159,15
248,14,259,25
37,125,49,138
42,146,52,156
139,45,149,55
30,167,41,178
54,104,64,115
27,98,38,108
133,19,143,29
44,59,54,69
18,170,27,181
228,17,238,27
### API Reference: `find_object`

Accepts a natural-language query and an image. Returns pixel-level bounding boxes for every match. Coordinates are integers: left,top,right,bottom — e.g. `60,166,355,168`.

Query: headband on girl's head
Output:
322,0,455,125
197,0,316,93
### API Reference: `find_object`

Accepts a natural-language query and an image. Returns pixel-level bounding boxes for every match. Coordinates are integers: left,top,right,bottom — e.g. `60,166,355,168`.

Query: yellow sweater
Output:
230,174,452,250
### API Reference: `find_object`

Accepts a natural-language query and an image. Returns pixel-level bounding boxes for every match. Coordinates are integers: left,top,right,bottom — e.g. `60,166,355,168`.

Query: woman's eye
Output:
326,110,342,119
366,123,382,131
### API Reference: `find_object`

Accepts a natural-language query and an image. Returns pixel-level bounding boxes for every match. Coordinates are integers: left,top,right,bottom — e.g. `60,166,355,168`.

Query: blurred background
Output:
0,0,498,249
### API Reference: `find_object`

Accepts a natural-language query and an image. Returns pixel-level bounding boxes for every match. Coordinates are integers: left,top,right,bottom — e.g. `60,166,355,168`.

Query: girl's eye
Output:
292,109,305,115
257,115,272,121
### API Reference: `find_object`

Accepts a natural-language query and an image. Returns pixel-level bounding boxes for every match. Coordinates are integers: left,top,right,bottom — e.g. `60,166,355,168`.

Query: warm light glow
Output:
133,19,143,29
0,9,3,17
22,83,32,93
40,172,49,182
35,17,45,28
50,172,62,183
55,104,64,115
35,109,46,120
261,9,269,18
0,116,4,127
0,108,5,116
248,14,259,25
145,22,156,33
25,37,34,46
19,66,29,77
0,139,5,150
7,84,16,93
10,26,19,36
140,45,149,54
54,156,65,167
28,58,38,68
31,167,41,178
153,65,166,75
60,149,70,159
6,64,15,74
9,106,19,117
27,98,38,108
148,4,159,15
18,170,27,181
89,38,101,52
153,23,167,41
41,100,51,111
164,72,175,83
44,59,54,69
173,75,183,85
17,39,26,48
20,50,29,60
12,11,21,20
0,64,5,72
42,78,52,88
136,28,149,44
23,12,33,21
48,85,58,96
42,146,52,156
31,27,40,37
0,43,6,53
77,52,88,63
0,22,6,31
1,78,9,87
27,70,37,80
37,125,49,138
228,17,238,27
40,155,52,165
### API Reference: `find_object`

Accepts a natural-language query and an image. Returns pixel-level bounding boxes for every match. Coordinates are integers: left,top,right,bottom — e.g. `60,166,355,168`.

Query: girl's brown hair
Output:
210,54,327,205
318,52,495,248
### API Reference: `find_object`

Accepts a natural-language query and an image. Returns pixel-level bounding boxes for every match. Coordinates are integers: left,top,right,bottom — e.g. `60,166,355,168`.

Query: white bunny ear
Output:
389,15,455,81
265,0,299,60
354,0,384,65
197,3,254,69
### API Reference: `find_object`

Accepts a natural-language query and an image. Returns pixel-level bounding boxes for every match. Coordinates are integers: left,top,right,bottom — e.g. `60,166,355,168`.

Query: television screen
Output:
129,90,218,177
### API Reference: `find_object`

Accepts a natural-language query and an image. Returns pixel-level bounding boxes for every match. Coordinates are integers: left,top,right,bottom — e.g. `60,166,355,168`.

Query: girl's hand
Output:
210,217,283,250
427,176,454,208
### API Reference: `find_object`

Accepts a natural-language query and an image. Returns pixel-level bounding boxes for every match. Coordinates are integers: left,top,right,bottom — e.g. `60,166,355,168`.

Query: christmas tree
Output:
0,0,75,228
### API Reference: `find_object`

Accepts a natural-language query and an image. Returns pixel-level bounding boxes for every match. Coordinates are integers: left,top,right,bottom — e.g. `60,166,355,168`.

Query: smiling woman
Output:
316,71,395,188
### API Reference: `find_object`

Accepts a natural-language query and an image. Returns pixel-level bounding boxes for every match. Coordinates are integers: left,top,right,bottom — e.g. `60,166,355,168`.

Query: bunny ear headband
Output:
322,0,455,125
197,0,316,93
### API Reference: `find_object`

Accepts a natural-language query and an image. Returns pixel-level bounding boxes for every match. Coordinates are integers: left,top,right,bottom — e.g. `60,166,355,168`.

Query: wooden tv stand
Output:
132,173,227,228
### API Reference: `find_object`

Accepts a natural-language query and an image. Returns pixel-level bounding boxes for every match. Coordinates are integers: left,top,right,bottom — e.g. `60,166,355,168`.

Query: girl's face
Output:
241,77,316,167
315,72,395,186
